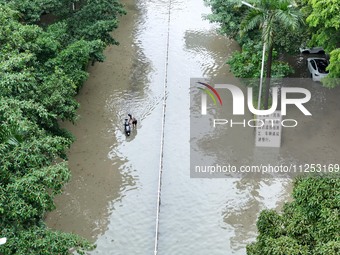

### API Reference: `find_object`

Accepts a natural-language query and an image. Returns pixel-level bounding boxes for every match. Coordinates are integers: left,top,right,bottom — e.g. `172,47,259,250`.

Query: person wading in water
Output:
128,114,137,128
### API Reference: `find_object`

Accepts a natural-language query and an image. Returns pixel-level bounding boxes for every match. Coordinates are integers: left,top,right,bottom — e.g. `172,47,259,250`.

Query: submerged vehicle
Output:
307,57,329,82
124,118,131,136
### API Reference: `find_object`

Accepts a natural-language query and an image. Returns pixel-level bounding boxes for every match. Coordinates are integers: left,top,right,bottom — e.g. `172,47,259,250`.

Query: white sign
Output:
255,111,282,147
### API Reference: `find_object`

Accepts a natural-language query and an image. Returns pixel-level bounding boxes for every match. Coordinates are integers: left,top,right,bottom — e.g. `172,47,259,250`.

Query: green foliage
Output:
302,0,340,53
205,0,304,85
205,0,306,51
227,42,293,79
204,0,254,43
1,225,94,255
271,24,309,55
64,0,126,45
247,176,340,255
2,0,125,62
247,236,309,255
241,0,303,46
0,0,60,22
0,97,92,254
0,0,124,253
322,49,340,88
301,0,340,81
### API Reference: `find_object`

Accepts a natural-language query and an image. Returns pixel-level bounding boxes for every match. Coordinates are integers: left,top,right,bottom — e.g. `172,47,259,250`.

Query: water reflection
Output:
157,0,291,254
89,0,170,253
224,178,291,251
45,0,147,241
47,0,340,254
184,30,239,77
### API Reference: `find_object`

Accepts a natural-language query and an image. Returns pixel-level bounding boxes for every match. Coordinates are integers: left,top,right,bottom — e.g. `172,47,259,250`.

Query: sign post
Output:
255,111,282,147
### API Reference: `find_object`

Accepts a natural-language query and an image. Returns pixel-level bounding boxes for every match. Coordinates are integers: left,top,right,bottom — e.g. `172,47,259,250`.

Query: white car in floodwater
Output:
307,57,329,82
300,46,325,54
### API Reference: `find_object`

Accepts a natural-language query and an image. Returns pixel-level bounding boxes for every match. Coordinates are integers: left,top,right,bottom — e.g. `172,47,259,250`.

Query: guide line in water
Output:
154,0,172,254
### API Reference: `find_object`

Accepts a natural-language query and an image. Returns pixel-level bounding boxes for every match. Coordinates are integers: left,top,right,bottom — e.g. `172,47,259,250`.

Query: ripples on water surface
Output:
46,0,340,254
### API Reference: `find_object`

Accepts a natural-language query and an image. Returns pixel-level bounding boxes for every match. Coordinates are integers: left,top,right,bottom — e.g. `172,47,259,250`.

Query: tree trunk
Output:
264,44,274,110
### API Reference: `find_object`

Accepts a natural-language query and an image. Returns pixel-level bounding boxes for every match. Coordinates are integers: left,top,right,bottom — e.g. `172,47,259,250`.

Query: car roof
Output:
307,57,327,61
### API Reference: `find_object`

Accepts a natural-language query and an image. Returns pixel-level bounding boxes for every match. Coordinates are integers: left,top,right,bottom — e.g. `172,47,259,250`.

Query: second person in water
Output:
128,114,137,128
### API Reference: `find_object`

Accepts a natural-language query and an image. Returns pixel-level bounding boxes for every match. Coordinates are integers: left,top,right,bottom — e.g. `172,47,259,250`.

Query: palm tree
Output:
240,0,302,109
0,125,24,148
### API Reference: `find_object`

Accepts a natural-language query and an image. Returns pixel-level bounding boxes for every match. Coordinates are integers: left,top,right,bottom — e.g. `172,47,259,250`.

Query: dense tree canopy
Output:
247,176,340,255
205,0,304,109
205,0,339,87
204,0,306,77
227,41,293,79
302,0,340,53
205,0,251,42
0,0,124,253
205,0,308,54
301,0,340,87
239,0,303,108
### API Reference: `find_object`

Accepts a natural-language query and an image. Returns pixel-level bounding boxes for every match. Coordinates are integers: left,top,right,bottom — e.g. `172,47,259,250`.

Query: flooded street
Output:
46,0,340,254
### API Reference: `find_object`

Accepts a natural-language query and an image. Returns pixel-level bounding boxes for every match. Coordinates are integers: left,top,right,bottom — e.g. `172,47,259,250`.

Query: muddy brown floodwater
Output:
46,0,340,254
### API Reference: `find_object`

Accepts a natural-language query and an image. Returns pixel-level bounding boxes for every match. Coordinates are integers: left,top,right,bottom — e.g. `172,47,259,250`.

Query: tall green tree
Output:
0,1,124,252
301,0,340,87
62,0,126,45
0,0,61,22
247,176,340,255
1,0,125,61
0,98,94,255
240,0,303,109
205,0,308,103
205,0,308,53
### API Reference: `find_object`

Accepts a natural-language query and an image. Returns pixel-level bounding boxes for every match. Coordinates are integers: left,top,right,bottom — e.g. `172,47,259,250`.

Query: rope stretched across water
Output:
154,0,172,254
